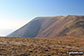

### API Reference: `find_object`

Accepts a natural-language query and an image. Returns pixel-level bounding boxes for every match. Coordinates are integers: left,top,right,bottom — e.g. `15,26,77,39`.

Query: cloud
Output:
0,19,27,29
0,29,14,36
0,19,30,36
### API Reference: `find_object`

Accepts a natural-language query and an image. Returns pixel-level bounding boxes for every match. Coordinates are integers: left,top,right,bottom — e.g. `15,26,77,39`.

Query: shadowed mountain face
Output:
8,19,45,38
8,15,84,38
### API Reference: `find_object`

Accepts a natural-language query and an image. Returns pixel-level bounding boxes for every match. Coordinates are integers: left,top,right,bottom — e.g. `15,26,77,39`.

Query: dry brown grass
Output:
0,37,84,56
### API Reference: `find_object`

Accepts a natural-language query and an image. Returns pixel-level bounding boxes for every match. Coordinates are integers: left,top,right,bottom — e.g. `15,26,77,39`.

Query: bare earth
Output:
0,37,84,56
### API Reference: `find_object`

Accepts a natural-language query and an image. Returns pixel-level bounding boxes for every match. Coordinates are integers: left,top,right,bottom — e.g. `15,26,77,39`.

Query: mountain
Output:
8,15,84,38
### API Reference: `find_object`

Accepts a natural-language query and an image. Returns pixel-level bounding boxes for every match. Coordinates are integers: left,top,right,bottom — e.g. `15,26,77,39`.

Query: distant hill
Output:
8,15,84,38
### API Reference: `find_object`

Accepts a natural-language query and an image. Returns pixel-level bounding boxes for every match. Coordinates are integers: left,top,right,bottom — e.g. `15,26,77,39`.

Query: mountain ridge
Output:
8,15,84,38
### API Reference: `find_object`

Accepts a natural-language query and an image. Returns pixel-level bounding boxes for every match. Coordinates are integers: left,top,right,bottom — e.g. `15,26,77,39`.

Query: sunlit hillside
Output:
8,16,84,38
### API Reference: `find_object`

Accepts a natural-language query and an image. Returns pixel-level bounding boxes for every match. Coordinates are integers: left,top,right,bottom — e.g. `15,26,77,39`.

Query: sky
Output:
0,0,84,36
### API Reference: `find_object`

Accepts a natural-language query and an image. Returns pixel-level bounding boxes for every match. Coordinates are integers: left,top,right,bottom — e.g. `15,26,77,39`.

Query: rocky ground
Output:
0,37,84,56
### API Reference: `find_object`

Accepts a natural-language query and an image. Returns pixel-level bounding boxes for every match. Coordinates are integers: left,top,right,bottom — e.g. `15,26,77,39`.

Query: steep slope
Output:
8,15,84,38
8,18,45,38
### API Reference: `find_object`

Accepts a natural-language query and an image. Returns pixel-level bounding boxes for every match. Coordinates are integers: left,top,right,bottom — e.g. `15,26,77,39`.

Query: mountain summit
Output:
8,15,84,38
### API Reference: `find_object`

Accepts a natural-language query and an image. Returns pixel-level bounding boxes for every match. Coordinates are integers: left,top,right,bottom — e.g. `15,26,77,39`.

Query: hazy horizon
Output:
0,0,84,36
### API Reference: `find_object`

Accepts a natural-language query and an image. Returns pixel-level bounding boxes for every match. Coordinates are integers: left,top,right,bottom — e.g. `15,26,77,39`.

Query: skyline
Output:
0,0,84,36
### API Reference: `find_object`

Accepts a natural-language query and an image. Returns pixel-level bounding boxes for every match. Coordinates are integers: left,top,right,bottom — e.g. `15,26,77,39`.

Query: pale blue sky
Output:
0,0,84,36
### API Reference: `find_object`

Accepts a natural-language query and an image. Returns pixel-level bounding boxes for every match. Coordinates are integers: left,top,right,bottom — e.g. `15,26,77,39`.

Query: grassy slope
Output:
9,16,84,38
0,37,84,56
